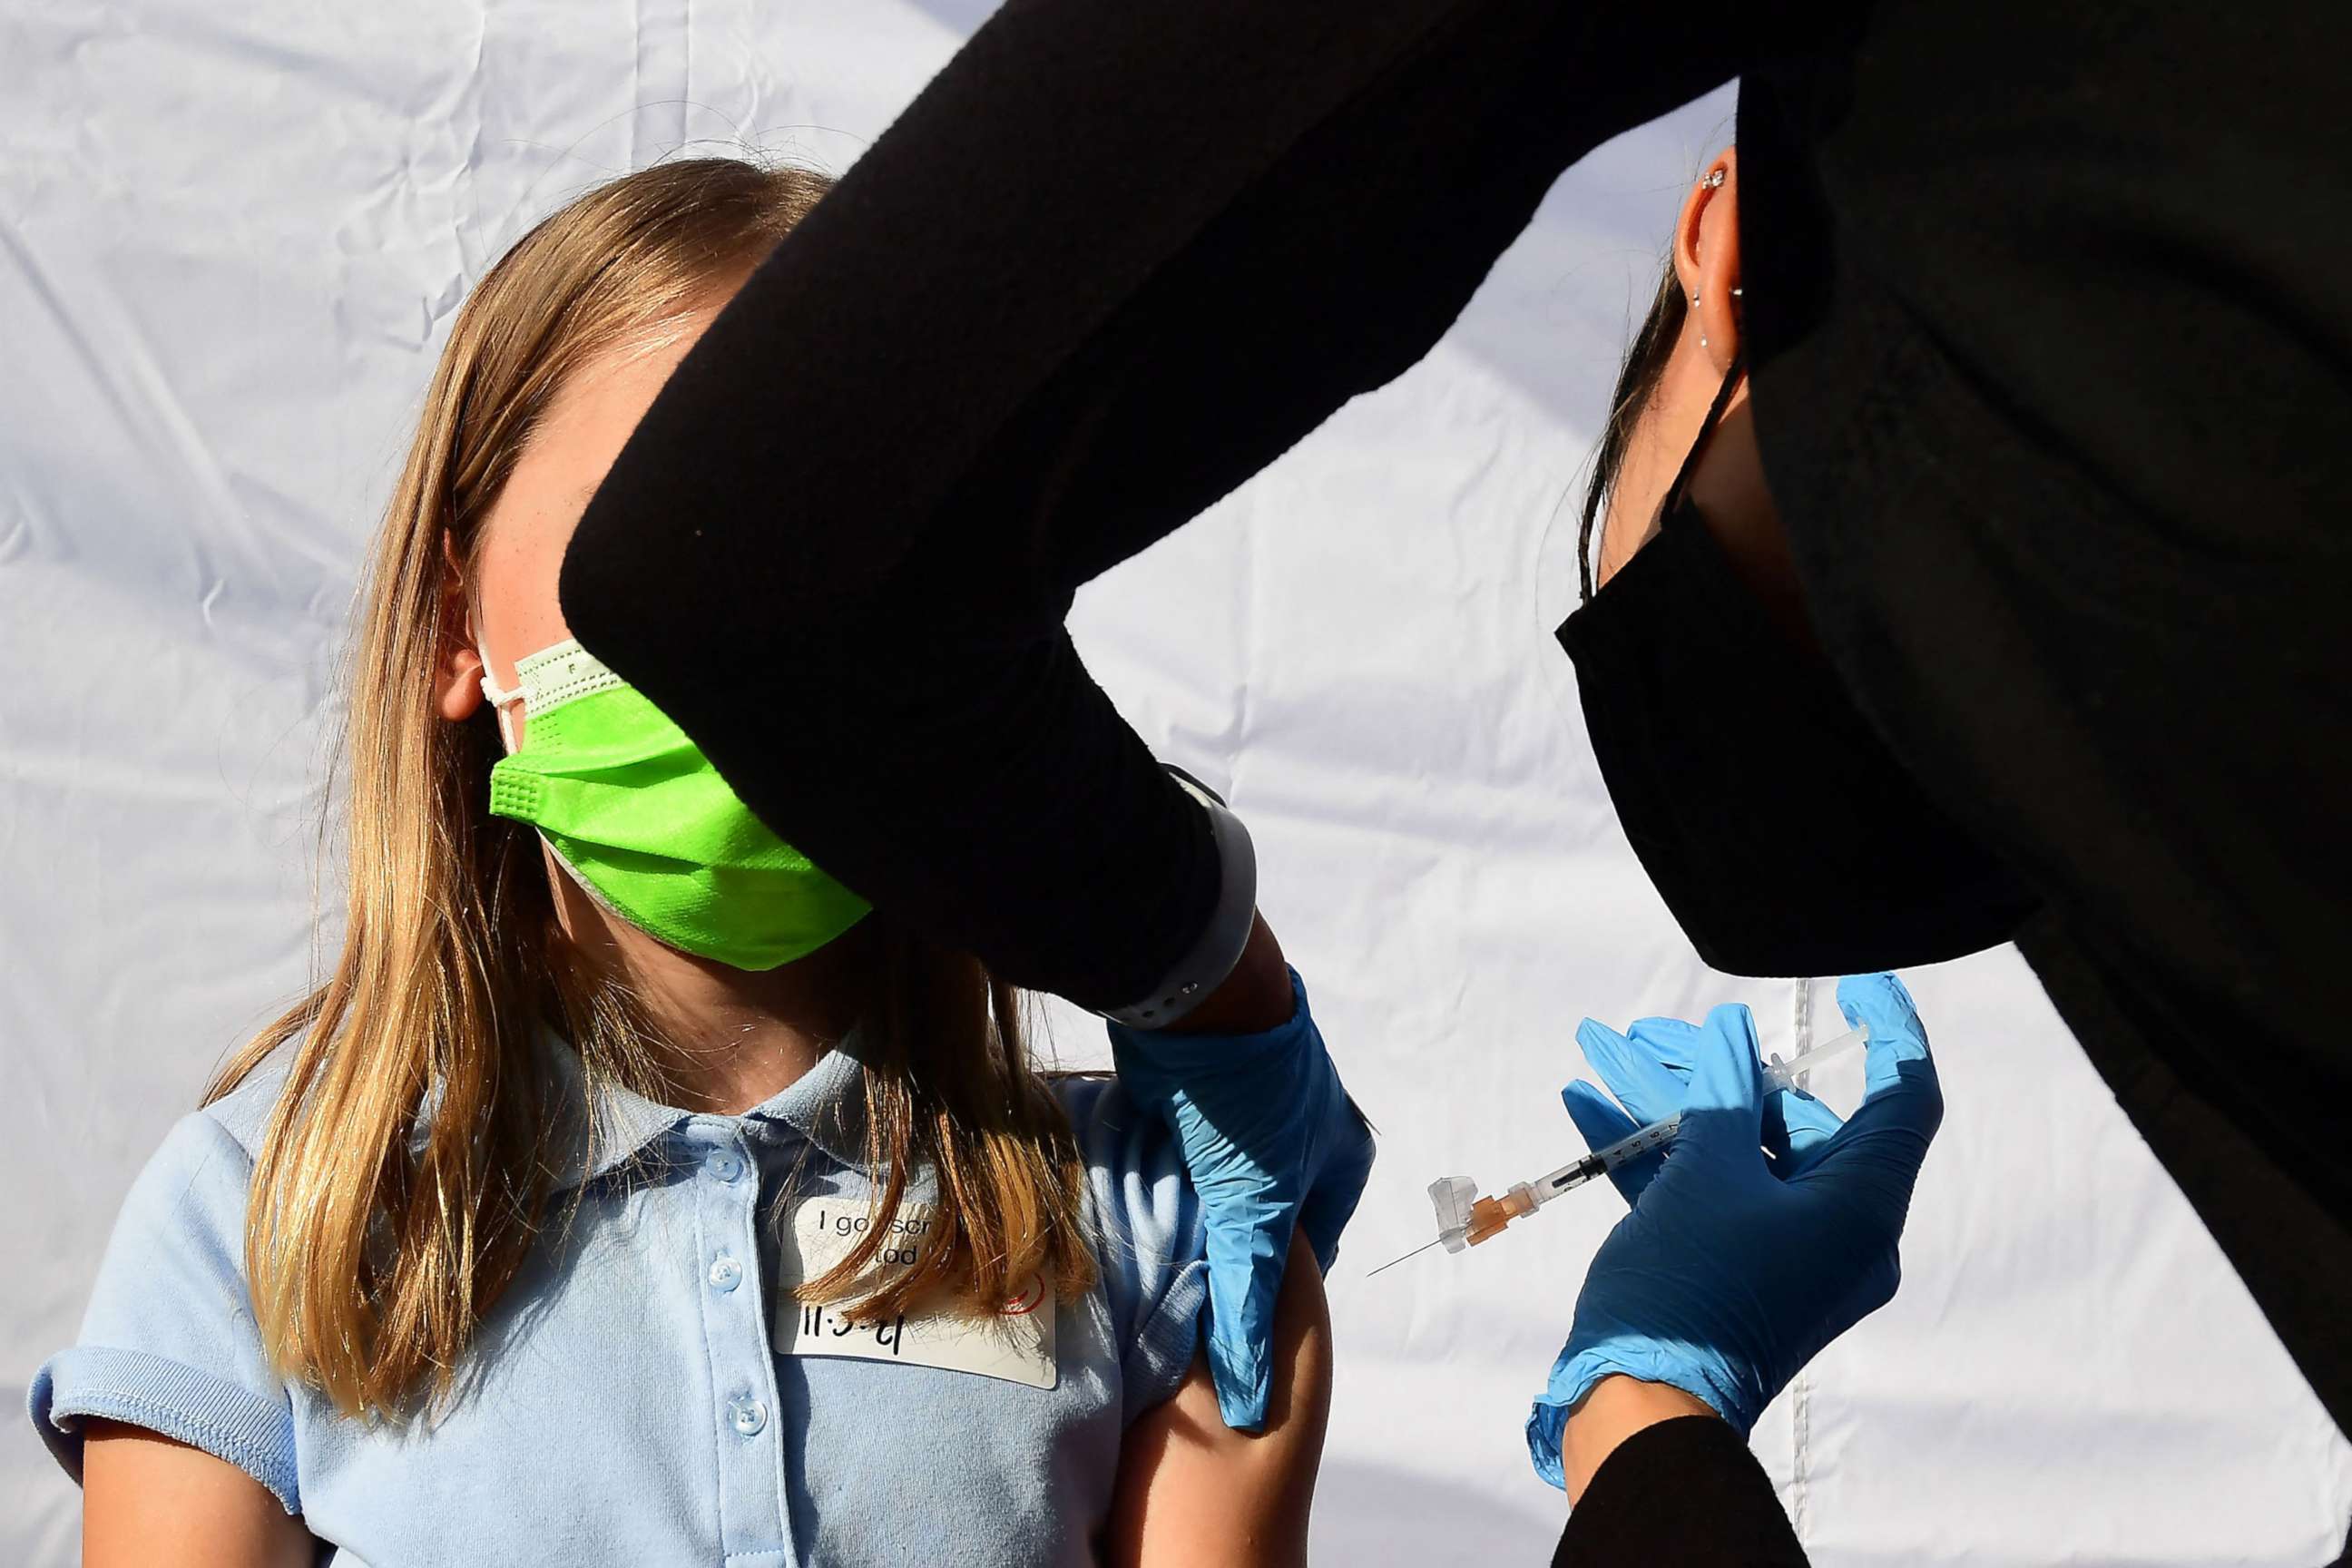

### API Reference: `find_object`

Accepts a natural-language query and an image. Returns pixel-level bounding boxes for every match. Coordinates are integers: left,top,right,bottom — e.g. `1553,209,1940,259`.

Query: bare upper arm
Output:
82,1420,312,1568
1104,1230,1334,1568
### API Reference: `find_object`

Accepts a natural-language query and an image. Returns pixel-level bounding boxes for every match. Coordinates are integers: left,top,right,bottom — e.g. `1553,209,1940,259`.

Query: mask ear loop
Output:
1577,348,1749,604
472,626,526,754
1655,349,1748,528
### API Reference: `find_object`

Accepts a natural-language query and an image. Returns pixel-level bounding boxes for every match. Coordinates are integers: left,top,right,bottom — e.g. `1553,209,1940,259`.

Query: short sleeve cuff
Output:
30,1345,299,1514
1119,1258,1209,1426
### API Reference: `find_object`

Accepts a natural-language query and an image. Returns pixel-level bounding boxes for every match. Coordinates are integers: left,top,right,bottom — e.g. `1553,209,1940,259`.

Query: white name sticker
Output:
773,1199,1057,1390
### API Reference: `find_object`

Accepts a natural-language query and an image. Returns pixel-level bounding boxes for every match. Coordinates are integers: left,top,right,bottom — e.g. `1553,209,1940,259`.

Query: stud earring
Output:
1699,169,1726,190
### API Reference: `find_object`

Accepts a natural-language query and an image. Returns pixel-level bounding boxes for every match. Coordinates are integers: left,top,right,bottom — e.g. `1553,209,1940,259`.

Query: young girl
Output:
30,158,1329,1567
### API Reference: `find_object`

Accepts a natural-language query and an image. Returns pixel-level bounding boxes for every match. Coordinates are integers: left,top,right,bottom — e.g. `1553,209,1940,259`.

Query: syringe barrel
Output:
1589,1111,1683,1171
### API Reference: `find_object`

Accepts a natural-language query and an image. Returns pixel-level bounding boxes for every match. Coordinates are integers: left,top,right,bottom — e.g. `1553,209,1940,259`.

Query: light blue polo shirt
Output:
31,1039,1208,1566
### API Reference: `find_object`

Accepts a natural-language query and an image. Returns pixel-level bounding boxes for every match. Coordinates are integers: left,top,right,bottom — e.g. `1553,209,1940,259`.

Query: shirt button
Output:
706,1149,744,1183
730,1396,768,1437
708,1254,742,1292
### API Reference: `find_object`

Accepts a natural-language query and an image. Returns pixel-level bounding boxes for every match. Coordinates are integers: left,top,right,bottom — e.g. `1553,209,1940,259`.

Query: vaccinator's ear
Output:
1671,147,1742,374
435,530,487,723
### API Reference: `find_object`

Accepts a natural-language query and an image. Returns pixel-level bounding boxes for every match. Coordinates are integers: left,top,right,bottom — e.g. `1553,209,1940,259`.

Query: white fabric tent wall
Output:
4,4,2346,1563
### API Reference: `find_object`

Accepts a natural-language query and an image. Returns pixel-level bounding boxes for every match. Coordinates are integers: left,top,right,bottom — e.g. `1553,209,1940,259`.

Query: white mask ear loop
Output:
475,635,525,754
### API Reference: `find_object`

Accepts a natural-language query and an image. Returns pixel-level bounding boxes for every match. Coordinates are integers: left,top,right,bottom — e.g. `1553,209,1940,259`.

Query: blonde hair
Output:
207,158,1093,1418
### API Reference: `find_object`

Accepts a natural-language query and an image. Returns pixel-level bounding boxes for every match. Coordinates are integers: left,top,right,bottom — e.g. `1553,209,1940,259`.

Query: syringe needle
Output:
1367,1237,1445,1278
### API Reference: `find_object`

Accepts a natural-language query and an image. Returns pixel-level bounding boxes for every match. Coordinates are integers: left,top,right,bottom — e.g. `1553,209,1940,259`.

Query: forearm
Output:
615,632,1226,1010
1161,914,1291,1034
1553,1403,1808,1567
1557,1376,1718,1503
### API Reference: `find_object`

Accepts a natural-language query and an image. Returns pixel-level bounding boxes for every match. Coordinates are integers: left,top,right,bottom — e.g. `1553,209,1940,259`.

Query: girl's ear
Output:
435,530,486,723
1671,147,1742,374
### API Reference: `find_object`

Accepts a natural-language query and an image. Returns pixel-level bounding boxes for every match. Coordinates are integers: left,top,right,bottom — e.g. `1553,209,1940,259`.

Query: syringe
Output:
1367,1024,1868,1277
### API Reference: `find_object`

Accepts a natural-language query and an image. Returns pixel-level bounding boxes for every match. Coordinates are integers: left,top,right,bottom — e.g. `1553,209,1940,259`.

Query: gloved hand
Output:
1109,965,1374,1430
1526,972,1942,1487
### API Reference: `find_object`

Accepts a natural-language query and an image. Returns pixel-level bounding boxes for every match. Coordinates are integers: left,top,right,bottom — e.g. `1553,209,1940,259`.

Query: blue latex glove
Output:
1526,973,1942,1486
1108,966,1374,1430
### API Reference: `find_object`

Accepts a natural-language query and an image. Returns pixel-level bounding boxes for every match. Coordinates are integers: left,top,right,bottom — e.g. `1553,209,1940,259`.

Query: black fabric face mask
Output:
1554,379,2038,976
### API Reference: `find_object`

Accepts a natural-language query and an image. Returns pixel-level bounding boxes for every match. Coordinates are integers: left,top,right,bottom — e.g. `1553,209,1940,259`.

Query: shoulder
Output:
93,1058,282,1262
1050,1074,1195,1249
1048,1073,1152,1163
97,1074,279,1298
70,1046,294,1358
1049,1075,1209,1425
194,1044,297,1162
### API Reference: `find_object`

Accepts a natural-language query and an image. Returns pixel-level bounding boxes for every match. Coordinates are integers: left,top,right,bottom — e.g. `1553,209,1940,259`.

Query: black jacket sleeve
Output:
1553,1417,1808,1567
560,0,1744,1009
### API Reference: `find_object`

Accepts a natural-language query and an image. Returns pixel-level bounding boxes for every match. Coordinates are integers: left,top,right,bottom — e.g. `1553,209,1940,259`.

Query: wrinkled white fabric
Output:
4,4,2347,1564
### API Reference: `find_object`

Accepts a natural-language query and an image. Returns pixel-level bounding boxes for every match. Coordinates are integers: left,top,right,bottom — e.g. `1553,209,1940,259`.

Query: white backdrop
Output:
5,4,2347,1563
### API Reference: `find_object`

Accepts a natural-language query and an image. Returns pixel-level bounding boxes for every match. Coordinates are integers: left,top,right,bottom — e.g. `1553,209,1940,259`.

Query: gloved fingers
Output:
1108,974,1324,1167
1792,1102,1936,1240
1793,975,1943,1220
1828,971,1944,1148
1197,1185,1295,1432
1559,1080,1660,1205
1766,974,1925,1179
1572,1017,1689,1127
1761,1082,1847,1178
1559,1079,1639,1146
1298,1095,1377,1270
1664,1003,1768,1169
1838,971,1936,1102
1623,1015,1703,1074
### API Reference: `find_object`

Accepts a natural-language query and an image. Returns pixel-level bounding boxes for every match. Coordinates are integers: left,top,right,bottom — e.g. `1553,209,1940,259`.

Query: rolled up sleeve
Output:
29,1111,299,1513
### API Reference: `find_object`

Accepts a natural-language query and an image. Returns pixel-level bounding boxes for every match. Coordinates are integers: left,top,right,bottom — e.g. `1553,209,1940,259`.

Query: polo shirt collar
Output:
542,1028,875,1191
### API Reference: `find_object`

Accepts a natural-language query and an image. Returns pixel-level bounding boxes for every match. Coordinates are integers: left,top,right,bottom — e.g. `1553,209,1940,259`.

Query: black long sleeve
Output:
1553,1418,1808,1567
564,0,2352,1438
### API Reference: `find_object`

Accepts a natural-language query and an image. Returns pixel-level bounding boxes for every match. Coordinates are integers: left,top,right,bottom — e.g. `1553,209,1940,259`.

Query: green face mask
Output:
481,639,869,971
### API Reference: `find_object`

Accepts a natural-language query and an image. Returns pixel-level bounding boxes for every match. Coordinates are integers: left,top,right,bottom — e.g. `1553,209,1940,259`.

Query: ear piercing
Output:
1692,168,1734,328
1696,282,1746,348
